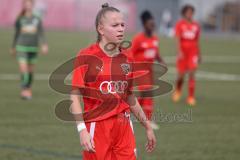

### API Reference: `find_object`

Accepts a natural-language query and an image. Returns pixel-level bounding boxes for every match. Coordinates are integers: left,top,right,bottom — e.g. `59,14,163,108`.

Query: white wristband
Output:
77,123,86,133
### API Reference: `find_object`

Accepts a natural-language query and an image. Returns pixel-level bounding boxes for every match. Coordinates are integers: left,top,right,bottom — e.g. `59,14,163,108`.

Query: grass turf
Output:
0,28,240,160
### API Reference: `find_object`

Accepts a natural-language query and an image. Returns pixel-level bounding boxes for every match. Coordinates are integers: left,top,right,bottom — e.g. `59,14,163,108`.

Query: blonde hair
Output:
95,3,120,42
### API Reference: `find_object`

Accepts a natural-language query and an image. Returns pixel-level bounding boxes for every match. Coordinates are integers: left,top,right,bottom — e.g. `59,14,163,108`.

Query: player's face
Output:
99,12,125,44
23,0,33,11
144,19,155,33
185,9,194,20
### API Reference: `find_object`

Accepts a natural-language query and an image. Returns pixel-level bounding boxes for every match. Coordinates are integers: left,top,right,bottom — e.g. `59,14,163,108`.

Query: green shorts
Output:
17,52,38,64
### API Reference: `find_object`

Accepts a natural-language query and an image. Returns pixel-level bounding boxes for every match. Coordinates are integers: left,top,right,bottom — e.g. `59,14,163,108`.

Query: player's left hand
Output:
145,128,156,153
41,44,48,55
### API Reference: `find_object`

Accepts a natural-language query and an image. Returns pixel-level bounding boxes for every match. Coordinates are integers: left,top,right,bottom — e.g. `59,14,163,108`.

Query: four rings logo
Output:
49,42,173,122
99,80,128,94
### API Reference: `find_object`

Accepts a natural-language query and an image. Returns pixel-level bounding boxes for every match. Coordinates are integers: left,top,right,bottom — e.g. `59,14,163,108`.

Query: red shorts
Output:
83,112,137,160
177,48,199,74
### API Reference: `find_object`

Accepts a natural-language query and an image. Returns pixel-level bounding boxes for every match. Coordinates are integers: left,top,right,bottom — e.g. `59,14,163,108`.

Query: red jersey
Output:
72,43,133,122
131,32,159,62
175,19,200,51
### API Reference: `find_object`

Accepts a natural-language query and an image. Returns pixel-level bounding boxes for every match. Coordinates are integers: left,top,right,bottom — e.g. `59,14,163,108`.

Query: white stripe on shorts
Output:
129,117,134,134
89,122,96,139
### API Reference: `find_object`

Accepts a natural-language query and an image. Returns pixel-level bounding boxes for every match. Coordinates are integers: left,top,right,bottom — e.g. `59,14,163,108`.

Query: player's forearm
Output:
39,32,47,45
38,21,47,45
128,95,152,130
12,30,19,48
70,90,85,124
12,20,20,48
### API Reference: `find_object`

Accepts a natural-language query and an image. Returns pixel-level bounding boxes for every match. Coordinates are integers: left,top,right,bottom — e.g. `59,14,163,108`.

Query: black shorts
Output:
17,52,38,64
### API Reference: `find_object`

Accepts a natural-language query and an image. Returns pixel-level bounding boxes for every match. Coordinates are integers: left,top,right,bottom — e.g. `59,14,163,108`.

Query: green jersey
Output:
13,15,46,53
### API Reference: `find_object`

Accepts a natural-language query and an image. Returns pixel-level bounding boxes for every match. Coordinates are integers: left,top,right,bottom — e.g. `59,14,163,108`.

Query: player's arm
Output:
38,18,48,55
197,24,202,64
174,22,183,58
155,50,166,66
175,34,182,54
10,18,20,56
71,55,95,152
131,36,140,55
127,94,156,152
70,90,95,153
155,52,162,63
155,38,166,65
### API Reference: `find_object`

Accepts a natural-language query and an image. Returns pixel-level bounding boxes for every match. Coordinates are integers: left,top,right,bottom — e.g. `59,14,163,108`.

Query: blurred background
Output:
0,0,240,160
1,0,240,33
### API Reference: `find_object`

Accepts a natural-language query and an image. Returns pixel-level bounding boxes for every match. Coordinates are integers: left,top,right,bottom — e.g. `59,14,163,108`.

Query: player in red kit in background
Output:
172,5,201,106
131,10,165,130
71,3,156,160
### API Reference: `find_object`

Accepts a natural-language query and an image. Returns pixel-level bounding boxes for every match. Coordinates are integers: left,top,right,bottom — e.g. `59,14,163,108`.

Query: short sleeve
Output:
175,21,181,38
131,35,140,55
72,53,87,90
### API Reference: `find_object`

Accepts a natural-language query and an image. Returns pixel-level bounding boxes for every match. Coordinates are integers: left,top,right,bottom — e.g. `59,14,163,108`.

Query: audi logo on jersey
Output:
49,43,173,122
99,80,128,94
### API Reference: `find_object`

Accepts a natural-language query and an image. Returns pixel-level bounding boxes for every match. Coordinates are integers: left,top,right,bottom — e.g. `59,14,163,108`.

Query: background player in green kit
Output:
10,0,48,99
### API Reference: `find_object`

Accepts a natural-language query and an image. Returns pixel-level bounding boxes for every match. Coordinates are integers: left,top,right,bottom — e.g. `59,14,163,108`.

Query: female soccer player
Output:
71,3,156,160
11,0,48,99
172,5,201,106
131,10,165,130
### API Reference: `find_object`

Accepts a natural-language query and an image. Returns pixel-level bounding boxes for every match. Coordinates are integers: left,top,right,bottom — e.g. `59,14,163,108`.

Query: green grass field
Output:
0,28,240,160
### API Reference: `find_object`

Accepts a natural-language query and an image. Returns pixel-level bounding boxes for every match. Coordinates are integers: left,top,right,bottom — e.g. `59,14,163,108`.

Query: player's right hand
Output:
145,128,156,153
10,48,16,57
79,129,96,153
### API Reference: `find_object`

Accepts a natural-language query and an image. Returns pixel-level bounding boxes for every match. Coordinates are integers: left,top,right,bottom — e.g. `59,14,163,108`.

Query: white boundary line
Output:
166,67,240,81
0,74,50,80
0,56,239,81
1,70,240,82
164,55,240,63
